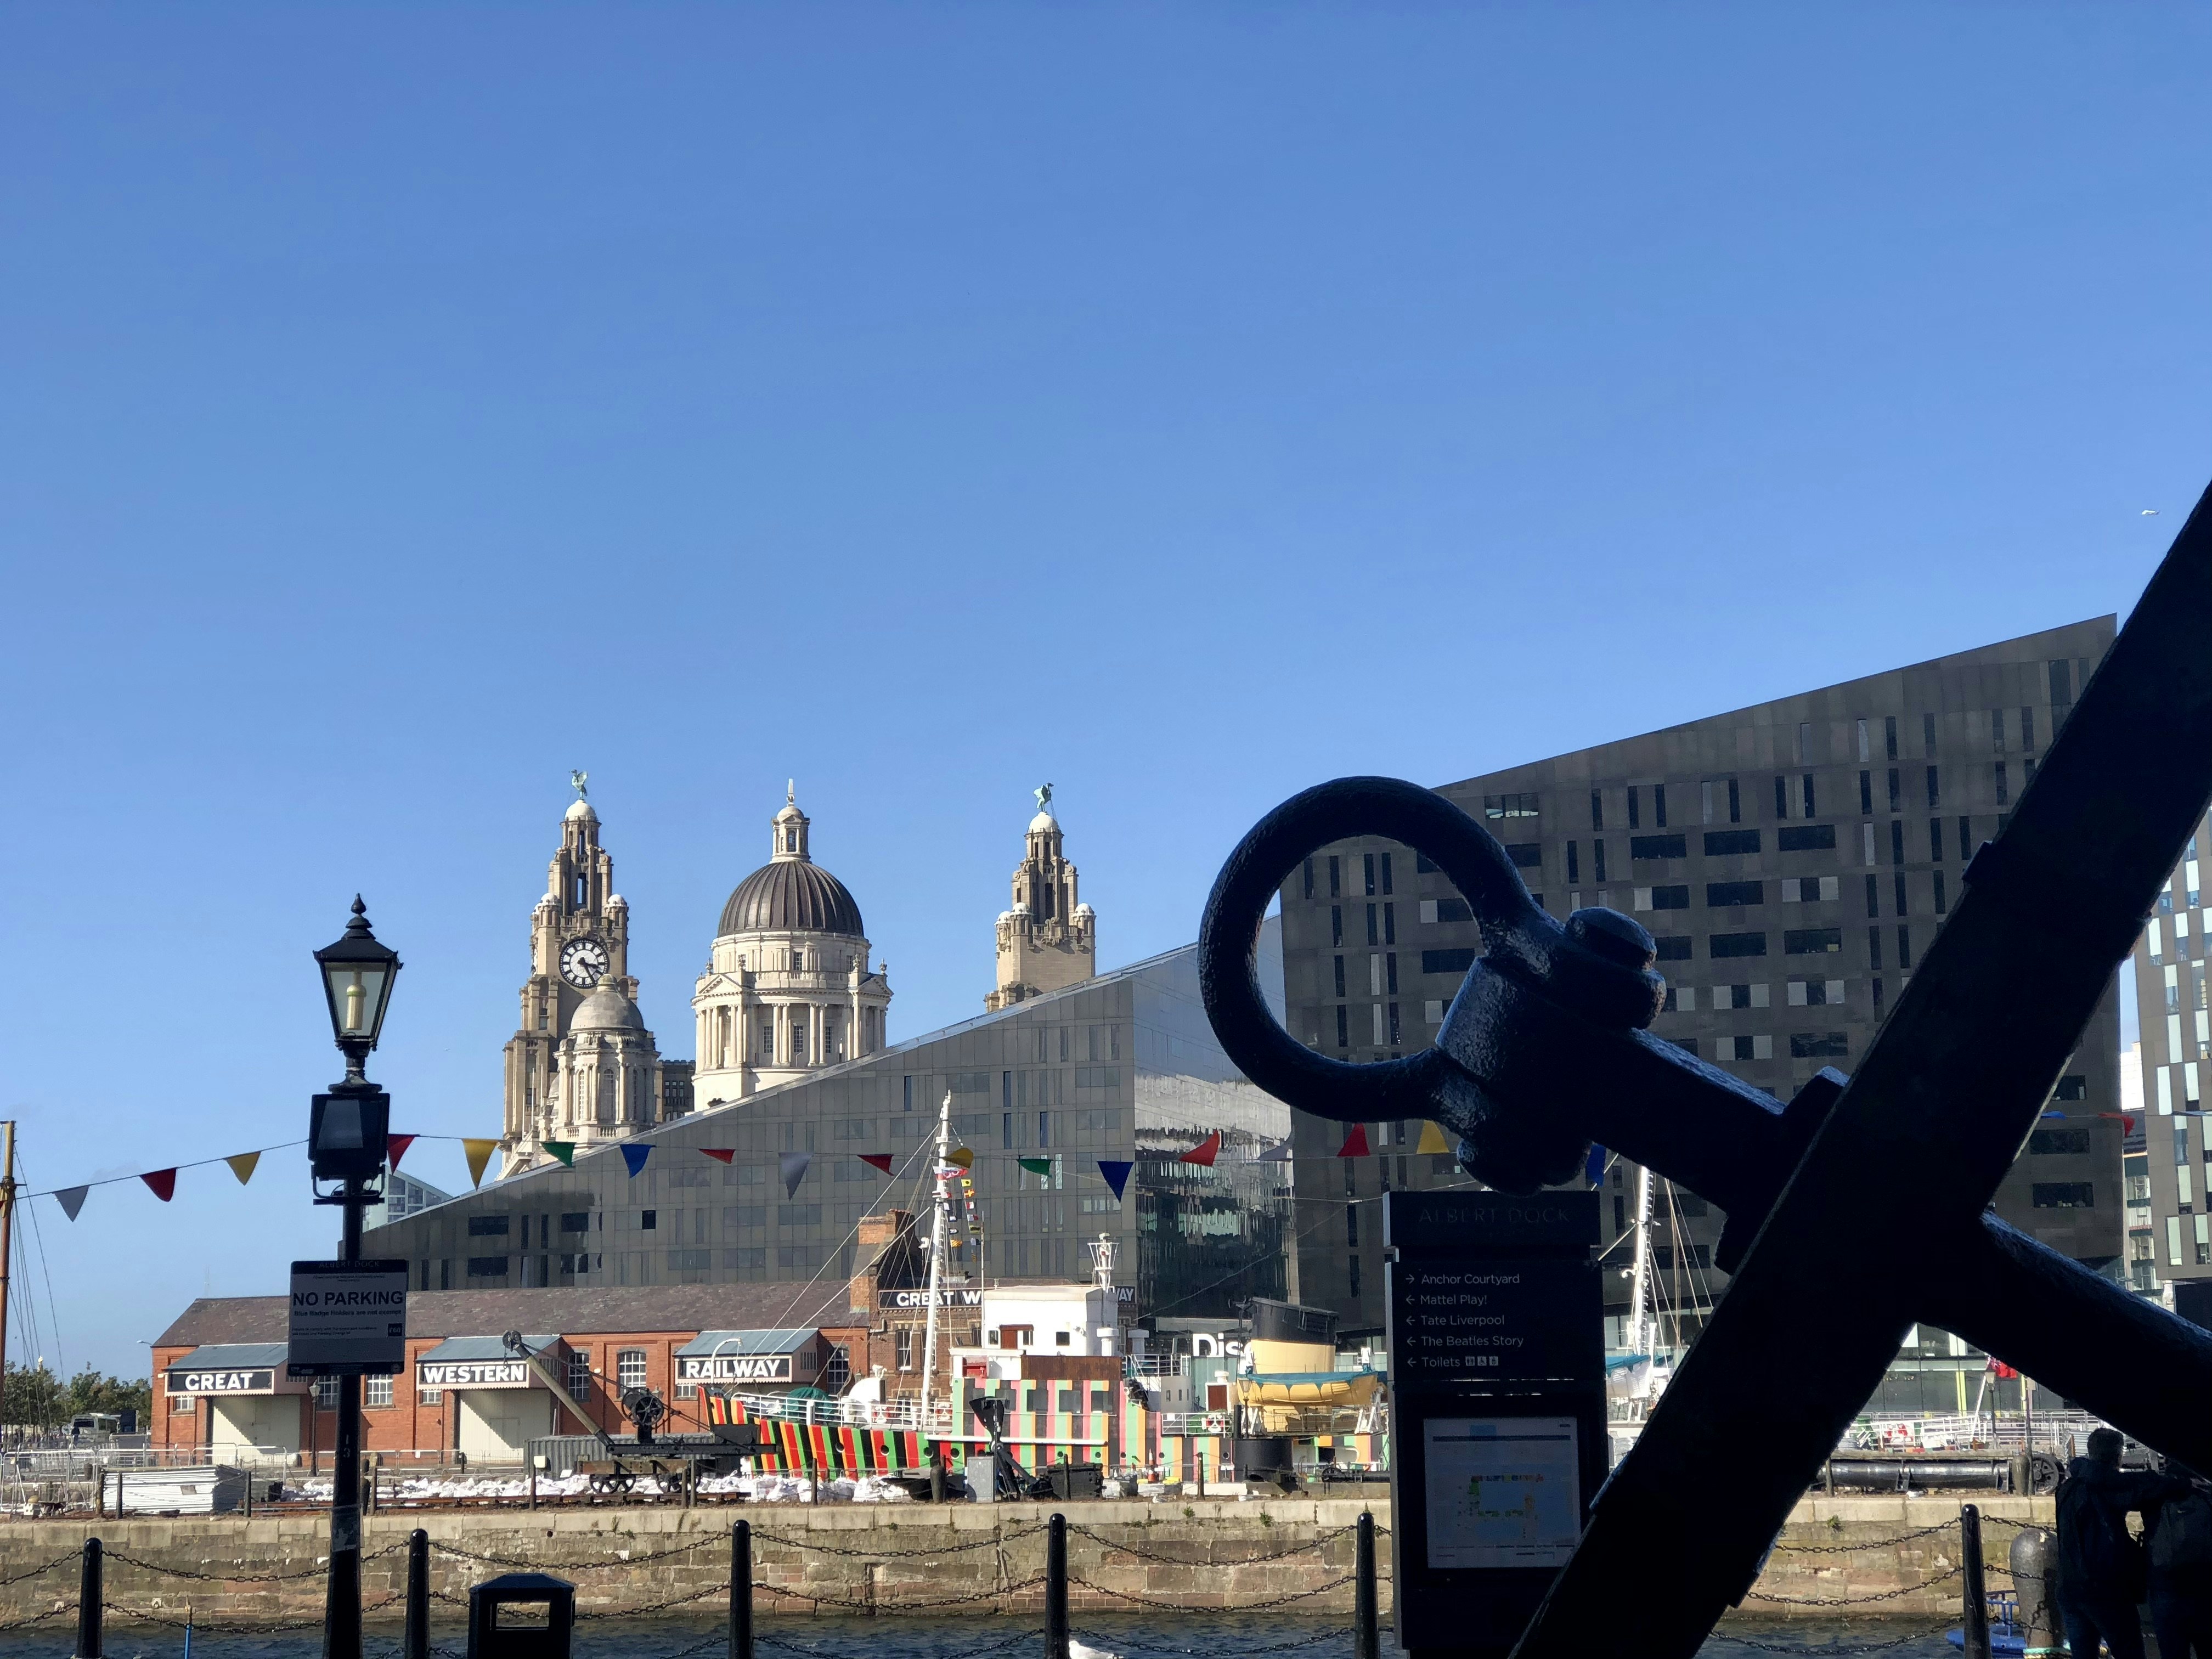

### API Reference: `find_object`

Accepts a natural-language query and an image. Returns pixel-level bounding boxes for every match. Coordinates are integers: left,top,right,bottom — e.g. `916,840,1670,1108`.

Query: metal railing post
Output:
75,1536,101,1659
404,1528,428,1659
1960,1504,1990,1659
1355,1510,1380,1659
1047,1512,1069,1659
731,1519,753,1659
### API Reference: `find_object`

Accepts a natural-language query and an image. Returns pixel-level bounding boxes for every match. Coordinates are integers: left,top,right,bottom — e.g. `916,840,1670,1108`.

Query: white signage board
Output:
676,1353,796,1385
286,1259,409,1377
417,1359,533,1390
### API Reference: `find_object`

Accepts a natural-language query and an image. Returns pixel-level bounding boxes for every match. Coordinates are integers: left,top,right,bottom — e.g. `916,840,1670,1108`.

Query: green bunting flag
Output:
1018,1156,1052,1177
544,1141,577,1167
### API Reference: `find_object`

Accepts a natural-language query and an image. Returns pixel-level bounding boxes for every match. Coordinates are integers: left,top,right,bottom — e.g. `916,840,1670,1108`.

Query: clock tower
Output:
502,778,676,1166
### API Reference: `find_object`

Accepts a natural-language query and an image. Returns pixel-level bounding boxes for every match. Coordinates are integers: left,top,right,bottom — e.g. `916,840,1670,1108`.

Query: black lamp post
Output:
310,898,401,1659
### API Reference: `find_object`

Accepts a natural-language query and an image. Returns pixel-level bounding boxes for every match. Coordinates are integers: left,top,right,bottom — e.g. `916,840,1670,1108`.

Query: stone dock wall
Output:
0,1493,2048,1629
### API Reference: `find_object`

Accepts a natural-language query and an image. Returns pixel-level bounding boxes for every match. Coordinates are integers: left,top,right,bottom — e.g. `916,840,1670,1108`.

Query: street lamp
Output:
308,898,402,1659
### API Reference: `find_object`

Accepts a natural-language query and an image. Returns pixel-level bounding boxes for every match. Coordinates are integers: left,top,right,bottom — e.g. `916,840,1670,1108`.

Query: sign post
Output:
1385,1189,1604,1658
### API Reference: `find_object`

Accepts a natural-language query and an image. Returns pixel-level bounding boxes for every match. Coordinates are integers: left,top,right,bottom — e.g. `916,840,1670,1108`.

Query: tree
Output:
67,1368,150,1424
3,1363,65,1429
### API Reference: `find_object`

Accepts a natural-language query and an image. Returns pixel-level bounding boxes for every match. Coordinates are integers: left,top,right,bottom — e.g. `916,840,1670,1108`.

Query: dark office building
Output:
1277,618,2124,1377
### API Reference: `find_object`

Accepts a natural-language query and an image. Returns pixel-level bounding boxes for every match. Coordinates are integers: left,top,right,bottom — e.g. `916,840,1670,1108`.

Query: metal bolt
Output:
1566,907,1654,969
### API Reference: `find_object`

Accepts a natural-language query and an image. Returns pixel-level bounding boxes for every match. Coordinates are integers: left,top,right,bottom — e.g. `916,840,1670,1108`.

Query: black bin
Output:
1044,1463,1104,1499
467,1571,576,1658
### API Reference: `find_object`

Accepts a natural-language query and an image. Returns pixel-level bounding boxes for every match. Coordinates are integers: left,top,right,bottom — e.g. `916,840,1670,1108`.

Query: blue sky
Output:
3,5,2205,1377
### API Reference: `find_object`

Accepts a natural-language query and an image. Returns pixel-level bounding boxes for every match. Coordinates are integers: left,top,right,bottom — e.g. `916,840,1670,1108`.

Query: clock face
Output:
560,937,609,989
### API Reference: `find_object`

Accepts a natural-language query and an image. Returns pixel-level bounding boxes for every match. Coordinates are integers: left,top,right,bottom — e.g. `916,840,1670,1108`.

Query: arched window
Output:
573,873,587,908
786,828,798,852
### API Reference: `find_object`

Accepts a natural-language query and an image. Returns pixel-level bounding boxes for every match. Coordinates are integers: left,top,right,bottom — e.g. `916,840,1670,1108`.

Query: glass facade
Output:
365,930,1291,1329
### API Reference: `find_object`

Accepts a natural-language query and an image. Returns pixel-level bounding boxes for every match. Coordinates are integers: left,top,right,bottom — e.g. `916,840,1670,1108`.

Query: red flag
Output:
701,1149,736,1164
859,1154,894,1174
141,1169,178,1202
1336,1126,1370,1158
1184,1132,1222,1167
386,1133,417,1172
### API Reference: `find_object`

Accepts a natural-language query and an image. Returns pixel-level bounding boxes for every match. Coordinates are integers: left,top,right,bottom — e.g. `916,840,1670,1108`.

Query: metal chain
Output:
1078,1625,1351,1656
1772,1521,1963,1555
1066,1573,1359,1612
1741,1561,1965,1606
103,1541,406,1583
106,1593,406,1633
0,1602,76,1633
0,1548,87,1586
432,1533,724,1571
1064,1522,1358,1565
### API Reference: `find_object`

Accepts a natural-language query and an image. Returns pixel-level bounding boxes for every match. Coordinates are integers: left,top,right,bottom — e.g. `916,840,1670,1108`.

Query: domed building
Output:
986,785,1097,1009
692,787,892,1104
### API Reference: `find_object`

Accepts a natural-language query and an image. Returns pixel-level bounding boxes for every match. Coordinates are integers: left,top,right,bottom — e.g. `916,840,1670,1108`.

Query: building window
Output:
1329,856,1341,898
1860,771,1873,815
1333,955,1346,997
171,1391,195,1413
1705,830,1759,856
2029,1128,2092,1156
313,1378,340,1410
617,1349,648,1389
2031,1183,2095,1209
825,1345,851,1392
1995,763,2010,806
1483,793,1539,819
1709,932,1768,959
468,1215,510,1237
1590,790,1604,831
1331,906,1342,947
1346,1203,1359,1248
568,1350,592,1398
1364,853,1376,896
1567,841,1579,882
466,1256,509,1278
1707,881,1763,908
1348,1255,1362,1299
1778,825,1835,853
1925,766,1940,810
1628,787,1641,830
1630,834,1686,861
1594,841,1607,883
1788,1032,1849,1058
1654,785,1668,827
365,1375,394,1409
895,1329,915,1372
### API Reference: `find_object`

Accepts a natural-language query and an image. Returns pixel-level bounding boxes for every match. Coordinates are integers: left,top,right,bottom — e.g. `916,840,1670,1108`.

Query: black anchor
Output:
1198,481,2212,1656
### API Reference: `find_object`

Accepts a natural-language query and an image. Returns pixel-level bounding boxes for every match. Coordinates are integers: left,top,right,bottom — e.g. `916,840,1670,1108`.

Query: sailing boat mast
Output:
917,1091,953,1425
1627,1161,1655,1378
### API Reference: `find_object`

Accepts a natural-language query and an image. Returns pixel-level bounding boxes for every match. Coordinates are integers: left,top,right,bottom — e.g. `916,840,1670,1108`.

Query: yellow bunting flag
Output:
225,1151,262,1185
1415,1120,1452,1155
945,1147,974,1169
462,1138,500,1189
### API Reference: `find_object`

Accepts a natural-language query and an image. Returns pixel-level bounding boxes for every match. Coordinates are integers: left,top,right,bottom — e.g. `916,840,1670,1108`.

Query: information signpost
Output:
1385,1189,1605,1657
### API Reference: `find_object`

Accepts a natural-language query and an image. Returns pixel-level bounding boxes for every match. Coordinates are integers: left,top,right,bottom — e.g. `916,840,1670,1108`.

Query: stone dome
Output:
566,798,597,822
719,860,865,938
1029,810,1058,833
571,984,645,1031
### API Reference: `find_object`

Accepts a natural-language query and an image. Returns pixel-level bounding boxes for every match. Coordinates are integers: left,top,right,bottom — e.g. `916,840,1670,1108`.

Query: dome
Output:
566,798,598,822
1029,810,1058,833
572,985,645,1032
719,860,865,938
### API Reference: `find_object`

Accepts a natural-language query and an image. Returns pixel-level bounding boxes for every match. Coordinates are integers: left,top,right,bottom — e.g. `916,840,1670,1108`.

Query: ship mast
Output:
1627,1161,1655,1386
917,1091,953,1426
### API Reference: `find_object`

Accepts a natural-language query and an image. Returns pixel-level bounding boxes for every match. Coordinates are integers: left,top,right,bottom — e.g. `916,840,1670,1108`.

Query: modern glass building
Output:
2127,805,2212,1305
1274,617,2126,1375
365,927,1290,1329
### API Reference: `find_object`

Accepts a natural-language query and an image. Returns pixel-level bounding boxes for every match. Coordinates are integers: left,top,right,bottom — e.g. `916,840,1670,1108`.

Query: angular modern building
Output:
1275,618,2125,1398
2127,808,2212,1305
366,928,1292,1341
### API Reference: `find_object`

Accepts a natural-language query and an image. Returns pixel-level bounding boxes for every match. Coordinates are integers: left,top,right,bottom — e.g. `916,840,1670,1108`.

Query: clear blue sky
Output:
3,6,2205,1379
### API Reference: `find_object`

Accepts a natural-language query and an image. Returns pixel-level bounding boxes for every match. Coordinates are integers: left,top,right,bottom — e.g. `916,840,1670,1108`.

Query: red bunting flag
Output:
1184,1132,1222,1167
141,1169,178,1202
858,1154,894,1175
1336,1125,1371,1158
386,1133,417,1172
701,1149,736,1164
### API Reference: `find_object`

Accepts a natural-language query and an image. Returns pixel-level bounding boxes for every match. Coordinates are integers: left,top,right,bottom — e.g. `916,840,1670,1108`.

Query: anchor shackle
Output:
1199,776,1815,1206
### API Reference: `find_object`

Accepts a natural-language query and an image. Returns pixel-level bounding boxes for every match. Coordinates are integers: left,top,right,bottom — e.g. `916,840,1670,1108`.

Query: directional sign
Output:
286,1259,408,1377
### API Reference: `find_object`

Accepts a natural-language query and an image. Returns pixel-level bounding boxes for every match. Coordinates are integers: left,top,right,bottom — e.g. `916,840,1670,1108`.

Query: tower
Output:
986,784,1097,1010
501,778,668,1167
692,785,893,1105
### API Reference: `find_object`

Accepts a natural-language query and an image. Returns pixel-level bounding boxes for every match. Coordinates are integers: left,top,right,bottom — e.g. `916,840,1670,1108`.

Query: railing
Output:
712,1391,959,1435
1126,1355,1188,1378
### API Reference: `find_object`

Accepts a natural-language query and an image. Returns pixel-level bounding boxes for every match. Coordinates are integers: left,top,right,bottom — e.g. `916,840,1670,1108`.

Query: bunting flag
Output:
1018,1156,1052,1178
2100,1113,2138,1132
1184,1132,1222,1167
622,1144,653,1177
225,1152,263,1186
701,1149,736,1164
141,1169,178,1203
54,1187,88,1222
779,1150,812,1197
1097,1160,1132,1200
858,1153,894,1175
1585,1143,1607,1185
386,1135,416,1173
463,1138,500,1188
1417,1120,1453,1156
1336,1125,1371,1158
544,1142,577,1167
1254,1140,1293,1163
945,1147,974,1169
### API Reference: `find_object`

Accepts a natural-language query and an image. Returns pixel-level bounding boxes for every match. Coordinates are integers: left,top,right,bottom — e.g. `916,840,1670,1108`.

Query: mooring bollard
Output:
1047,1513,1069,1659
2010,1526,2060,1656
1958,1504,1990,1659
1354,1511,1380,1659
730,1519,753,1659
405,1528,430,1659
75,1536,102,1659
929,1441,946,1503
